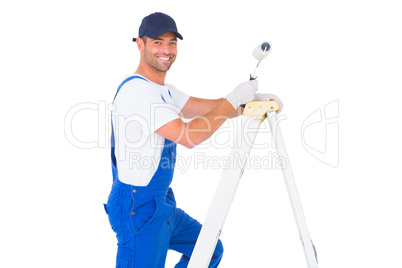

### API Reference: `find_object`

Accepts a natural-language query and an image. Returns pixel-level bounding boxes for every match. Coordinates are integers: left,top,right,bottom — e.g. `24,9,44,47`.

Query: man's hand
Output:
225,80,259,109
254,93,284,113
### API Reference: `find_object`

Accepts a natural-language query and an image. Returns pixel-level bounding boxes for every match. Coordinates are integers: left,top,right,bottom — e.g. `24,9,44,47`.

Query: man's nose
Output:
161,44,171,54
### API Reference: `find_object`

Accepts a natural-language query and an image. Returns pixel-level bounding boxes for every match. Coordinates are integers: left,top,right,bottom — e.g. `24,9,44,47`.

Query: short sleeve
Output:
166,84,190,111
117,81,182,134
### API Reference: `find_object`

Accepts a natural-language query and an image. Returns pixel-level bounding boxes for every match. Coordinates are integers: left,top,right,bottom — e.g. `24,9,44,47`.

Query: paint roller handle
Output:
241,42,271,107
239,76,257,108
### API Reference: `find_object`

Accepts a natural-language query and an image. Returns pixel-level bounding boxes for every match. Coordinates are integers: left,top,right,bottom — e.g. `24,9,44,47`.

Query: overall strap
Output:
111,75,149,181
113,75,148,101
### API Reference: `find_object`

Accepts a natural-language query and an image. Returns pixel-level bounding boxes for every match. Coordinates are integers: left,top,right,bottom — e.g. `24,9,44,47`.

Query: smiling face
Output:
141,32,178,73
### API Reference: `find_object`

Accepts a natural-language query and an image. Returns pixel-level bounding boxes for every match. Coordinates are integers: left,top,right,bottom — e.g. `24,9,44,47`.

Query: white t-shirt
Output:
112,75,190,186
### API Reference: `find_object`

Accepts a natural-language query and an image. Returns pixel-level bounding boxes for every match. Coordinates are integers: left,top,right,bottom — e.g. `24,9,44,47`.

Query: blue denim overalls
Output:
104,76,223,267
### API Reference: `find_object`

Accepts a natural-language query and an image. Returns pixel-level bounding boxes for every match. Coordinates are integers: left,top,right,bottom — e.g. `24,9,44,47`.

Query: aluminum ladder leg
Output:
187,101,318,268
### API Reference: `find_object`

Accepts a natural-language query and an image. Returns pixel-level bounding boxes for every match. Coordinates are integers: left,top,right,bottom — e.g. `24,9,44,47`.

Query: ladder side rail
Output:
188,117,263,268
268,111,319,268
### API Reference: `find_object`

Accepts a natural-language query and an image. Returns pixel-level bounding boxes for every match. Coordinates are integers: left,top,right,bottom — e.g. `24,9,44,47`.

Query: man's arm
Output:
179,97,242,119
155,99,235,149
156,80,258,149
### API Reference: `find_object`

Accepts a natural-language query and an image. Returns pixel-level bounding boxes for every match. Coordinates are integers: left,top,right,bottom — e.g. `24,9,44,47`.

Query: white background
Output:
1,0,402,267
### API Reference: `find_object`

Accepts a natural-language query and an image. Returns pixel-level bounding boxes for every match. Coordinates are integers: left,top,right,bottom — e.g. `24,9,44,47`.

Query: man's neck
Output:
135,64,166,86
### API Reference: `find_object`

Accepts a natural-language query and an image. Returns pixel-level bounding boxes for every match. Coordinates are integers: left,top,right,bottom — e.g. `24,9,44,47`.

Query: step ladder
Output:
188,101,319,268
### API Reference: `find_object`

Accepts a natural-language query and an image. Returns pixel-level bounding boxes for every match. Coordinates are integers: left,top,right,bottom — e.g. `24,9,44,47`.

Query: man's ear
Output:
137,38,145,52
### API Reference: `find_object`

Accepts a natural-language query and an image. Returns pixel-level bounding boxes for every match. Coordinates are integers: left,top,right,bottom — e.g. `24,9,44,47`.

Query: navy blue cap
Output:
133,12,183,42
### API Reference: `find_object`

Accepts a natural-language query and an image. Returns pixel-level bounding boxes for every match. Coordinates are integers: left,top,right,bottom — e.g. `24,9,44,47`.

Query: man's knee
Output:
213,239,224,260
207,239,224,267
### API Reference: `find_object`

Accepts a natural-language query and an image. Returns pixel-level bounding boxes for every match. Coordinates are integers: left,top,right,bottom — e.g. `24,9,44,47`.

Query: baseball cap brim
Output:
133,30,183,42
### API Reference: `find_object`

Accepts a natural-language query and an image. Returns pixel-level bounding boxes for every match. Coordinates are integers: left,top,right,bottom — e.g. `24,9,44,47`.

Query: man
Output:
104,12,282,267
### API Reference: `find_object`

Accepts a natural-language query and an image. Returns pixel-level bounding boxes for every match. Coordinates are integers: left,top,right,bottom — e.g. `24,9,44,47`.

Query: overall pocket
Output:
104,203,124,244
130,197,162,234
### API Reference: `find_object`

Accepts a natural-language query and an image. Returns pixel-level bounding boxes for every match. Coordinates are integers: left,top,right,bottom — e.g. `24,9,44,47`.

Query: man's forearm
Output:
180,97,242,119
184,99,236,148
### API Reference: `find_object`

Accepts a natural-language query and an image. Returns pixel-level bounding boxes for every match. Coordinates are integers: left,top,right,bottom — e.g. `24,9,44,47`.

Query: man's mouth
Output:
157,56,171,62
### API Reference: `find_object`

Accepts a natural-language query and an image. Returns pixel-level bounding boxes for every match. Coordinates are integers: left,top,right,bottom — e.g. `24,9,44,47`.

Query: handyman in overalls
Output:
104,12,282,267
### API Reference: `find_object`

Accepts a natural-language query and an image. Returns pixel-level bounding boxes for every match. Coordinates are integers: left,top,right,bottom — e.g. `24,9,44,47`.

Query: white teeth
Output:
158,57,170,61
